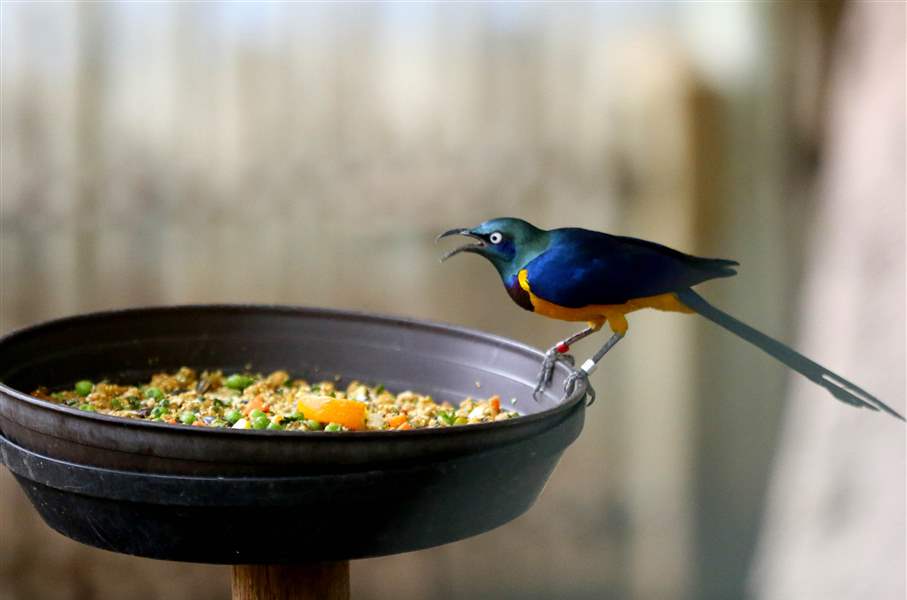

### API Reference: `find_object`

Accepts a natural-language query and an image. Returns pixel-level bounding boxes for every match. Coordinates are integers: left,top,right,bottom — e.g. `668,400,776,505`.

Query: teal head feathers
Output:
437,217,549,280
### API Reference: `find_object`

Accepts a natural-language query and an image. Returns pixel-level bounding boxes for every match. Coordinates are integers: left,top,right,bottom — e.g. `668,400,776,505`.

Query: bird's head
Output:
437,218,549,278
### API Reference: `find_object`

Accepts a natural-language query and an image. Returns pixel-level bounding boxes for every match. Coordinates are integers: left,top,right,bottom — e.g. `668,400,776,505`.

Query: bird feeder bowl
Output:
0,306,587,599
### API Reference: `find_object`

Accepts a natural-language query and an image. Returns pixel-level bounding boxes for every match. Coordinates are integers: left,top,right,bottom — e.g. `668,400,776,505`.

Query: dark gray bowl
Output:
0,305,586,563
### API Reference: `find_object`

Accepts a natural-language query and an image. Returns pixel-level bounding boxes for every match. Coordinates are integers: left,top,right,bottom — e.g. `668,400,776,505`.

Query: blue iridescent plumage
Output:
523,228,738,307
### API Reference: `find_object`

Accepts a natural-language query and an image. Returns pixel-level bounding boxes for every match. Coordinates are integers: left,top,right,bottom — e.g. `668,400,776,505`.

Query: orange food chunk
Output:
244,395,265,416
387,414,408,428
396,422,412,431
489,395,501,416
296,394,366,431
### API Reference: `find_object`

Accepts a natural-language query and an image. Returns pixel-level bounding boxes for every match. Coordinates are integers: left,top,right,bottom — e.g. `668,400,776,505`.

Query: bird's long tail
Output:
676,288,904,421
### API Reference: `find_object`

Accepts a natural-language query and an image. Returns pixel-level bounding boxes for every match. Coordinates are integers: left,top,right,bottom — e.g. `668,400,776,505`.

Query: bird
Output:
438,217,903,420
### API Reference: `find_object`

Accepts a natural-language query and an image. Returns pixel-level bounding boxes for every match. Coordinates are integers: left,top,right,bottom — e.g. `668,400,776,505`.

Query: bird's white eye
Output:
489,232,503,244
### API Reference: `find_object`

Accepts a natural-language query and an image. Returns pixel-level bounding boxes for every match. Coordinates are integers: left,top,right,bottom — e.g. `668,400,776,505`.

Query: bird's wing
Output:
523,229,737,308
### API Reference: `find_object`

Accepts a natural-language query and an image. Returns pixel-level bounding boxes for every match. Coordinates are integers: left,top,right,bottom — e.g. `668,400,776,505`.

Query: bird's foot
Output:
532,347,574,400
532,349,558,400
564,368,596,406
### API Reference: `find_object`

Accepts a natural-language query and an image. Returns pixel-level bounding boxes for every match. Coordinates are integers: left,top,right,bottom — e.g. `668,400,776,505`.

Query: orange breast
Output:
517,269,692,335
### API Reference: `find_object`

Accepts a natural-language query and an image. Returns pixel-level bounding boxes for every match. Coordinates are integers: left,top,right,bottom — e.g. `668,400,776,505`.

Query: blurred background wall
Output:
1,2,903,600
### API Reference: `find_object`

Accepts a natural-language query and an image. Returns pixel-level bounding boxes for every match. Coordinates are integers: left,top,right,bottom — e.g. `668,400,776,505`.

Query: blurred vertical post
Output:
606,36,700,599
688,3,797,599
753,2,906,598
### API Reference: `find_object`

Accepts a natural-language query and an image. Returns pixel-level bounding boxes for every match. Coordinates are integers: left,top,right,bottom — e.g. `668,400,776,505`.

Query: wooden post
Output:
232,563,350,600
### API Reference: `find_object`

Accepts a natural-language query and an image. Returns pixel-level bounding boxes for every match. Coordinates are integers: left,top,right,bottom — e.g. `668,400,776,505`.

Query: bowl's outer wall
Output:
1,425,577,563
0,306,587,562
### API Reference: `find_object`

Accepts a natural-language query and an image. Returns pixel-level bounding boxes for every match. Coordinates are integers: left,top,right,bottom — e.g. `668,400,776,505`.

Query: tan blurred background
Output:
1,2,903,599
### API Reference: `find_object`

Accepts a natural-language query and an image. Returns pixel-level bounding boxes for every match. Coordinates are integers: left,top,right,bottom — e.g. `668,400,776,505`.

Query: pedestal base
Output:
232,563,350,600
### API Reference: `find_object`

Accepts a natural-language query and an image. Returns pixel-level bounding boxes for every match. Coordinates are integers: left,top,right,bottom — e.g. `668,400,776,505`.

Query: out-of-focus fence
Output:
4,3,893,600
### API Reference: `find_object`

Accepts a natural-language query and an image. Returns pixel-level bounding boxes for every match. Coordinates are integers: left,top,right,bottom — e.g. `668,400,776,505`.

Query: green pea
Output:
74,380,94,397
324,422,342,432
78,404,95,412
224,409,242,425
150,406,165,419
266,421,284,431
252,415,270,430
144,387,164,401
304,419,323,431
110,398,124,410
127,396,141,409
225,374,254,390
179,411,196,425
439,411,455,426
249,409,266,420
453,417,468,426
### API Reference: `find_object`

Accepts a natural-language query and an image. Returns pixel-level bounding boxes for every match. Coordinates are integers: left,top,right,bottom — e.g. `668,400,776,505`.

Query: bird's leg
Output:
565,313,629,406
564,332,625,406
533,324,600,400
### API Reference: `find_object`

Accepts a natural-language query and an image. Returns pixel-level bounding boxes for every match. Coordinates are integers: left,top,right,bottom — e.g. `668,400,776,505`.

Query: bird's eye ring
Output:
489,232,503,244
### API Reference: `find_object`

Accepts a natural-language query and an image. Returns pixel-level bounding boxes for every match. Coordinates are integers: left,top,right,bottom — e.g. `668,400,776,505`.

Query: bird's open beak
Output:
437,228,485,262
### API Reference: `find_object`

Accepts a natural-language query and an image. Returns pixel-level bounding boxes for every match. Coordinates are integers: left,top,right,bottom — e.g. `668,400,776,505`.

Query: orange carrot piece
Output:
387,414,408,428
490,395,501,415
244,395,265,416
296,394,366,431
396,422,412,431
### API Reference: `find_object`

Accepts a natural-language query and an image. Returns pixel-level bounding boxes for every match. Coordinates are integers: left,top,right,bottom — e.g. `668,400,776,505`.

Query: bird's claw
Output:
532,348,574,401
564,368,596,406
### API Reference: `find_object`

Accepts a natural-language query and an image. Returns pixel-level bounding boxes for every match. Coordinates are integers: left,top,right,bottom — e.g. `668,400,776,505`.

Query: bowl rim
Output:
0,303,590,440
